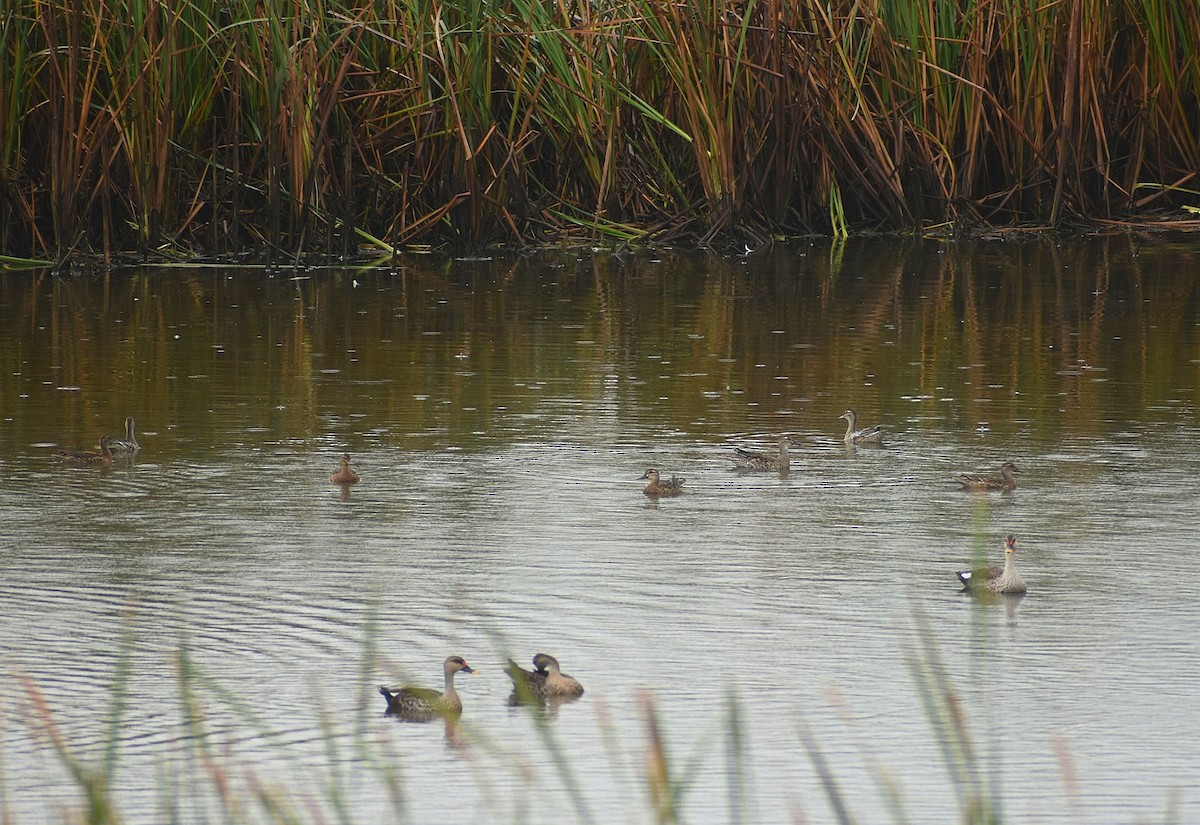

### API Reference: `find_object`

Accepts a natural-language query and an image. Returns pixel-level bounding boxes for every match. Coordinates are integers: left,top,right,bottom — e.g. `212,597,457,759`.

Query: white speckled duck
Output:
731,436,790,472
379,656,475,721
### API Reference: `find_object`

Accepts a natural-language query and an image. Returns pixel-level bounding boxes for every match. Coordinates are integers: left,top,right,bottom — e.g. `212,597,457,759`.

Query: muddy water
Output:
1,237,1197,823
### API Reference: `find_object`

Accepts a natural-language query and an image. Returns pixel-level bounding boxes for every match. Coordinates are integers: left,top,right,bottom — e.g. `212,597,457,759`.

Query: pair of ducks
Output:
732,412,1018,489
729,408,883,473
640,409,882,495
379,653,583,721
53,417,140,465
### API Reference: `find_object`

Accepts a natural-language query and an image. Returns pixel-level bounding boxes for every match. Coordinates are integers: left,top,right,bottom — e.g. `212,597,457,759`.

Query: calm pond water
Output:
1,238,1198,823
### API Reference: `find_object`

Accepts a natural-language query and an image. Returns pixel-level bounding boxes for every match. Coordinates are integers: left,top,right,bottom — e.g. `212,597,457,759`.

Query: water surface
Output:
1,238,1198,823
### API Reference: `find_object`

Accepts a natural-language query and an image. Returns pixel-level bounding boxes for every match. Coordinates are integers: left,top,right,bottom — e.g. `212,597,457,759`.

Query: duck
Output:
506,653,585,704
957,535,1028,594
954,460,1019,491
640,468,684,497
731,435,790,472
379,656,475,720
329,453,360,484
839,409,883,444
108,416,140,454
54,435,114,466
107,414,141,453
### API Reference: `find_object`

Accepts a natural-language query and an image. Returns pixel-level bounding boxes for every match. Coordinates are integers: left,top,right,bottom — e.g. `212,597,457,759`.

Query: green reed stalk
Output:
0,7,36,254
2,0,1199,261
905,608,1000,825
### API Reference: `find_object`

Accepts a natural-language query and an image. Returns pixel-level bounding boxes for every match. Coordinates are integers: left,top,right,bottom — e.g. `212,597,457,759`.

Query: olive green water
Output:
1,238,1197,823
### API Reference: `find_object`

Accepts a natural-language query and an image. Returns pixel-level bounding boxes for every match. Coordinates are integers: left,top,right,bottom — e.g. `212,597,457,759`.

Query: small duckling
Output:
54,435,114,466
954,460,1019,492
329,453,360,484
640,468,684,497
379,655,475,721
957,535,1028,594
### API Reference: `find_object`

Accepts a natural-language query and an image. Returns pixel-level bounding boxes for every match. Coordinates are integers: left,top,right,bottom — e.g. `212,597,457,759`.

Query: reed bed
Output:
1,0,1199,263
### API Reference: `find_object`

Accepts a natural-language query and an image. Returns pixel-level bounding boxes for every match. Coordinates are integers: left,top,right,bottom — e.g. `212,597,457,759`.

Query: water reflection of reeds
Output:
3,240,1196,458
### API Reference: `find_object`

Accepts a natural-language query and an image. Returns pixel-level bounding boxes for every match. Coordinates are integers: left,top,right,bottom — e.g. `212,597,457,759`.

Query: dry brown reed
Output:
1,0,1198,264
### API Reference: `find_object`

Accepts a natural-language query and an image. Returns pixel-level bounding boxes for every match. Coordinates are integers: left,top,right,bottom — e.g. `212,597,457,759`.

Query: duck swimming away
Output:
108,417,140,454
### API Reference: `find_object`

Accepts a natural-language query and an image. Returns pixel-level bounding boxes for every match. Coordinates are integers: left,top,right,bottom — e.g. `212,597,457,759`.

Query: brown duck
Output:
954,460,1019,492
379,656,475,721
640,468,685,497
329,453,360,484
54,435,114,466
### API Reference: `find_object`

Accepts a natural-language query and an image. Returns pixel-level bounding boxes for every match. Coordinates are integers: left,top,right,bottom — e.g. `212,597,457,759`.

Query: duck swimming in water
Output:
506,653,585,704
957,535,1028,594
53,435,114,466
954,460,1019,491
731,436,790,472
379,656,475,721
329,453,360,484
640,468,684,497
839,409,883,445
108,417,140,454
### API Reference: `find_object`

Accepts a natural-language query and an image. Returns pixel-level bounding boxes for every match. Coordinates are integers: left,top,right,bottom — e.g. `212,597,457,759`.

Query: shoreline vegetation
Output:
1,1,1199,267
